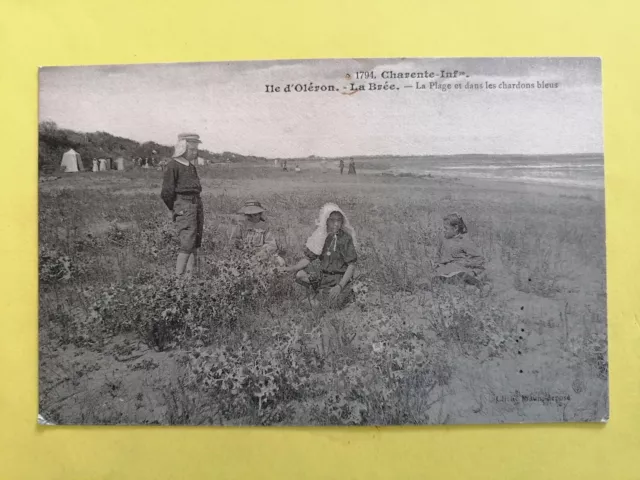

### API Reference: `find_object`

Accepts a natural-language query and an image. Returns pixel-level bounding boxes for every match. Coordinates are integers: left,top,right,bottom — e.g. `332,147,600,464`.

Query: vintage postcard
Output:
38,57,608,426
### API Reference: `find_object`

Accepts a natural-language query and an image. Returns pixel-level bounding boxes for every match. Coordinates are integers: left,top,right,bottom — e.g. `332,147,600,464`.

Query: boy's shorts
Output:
173,195,204,254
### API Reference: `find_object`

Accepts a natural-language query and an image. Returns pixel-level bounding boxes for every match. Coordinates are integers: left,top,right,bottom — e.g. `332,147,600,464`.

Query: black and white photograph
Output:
38,57,608,426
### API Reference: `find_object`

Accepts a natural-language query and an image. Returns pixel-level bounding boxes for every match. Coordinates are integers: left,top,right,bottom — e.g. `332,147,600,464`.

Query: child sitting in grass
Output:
279,203,357,309
229,200,285,267
434,213,486,286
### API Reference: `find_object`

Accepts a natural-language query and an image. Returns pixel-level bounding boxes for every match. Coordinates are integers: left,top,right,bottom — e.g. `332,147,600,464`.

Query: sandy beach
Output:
38,159,608,425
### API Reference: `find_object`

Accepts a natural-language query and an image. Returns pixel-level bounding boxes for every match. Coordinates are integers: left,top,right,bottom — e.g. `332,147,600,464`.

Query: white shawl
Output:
172,139,187,158
305,203,357,256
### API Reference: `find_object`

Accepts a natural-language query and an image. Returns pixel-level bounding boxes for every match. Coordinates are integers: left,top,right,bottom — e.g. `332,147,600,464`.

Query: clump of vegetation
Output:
428,285,510,359
186,312,451,426
39,246,79,283
85,251,285,351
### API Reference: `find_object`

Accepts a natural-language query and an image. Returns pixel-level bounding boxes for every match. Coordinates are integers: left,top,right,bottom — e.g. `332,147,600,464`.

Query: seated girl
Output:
279,203,357,308
434,213,486,286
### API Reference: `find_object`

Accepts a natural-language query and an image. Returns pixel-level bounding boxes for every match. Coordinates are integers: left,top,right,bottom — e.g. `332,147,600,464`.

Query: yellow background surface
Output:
1,0,639,478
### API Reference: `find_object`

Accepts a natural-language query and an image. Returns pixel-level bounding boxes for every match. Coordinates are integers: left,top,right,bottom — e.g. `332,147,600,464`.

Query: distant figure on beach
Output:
434,213,485,286
160,133,205,277
348,158,356,175
92,158,98,172
282,159,288,171
279,203,357,309
339,158,344,175
295,164,301,173
98,158,107,171
229,200,285,267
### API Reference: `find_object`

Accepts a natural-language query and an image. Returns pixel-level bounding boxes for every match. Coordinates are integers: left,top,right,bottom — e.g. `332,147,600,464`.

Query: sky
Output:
39,57,603,157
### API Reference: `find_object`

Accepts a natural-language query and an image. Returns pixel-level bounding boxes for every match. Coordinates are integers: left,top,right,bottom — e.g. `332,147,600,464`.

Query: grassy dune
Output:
38,160,608,425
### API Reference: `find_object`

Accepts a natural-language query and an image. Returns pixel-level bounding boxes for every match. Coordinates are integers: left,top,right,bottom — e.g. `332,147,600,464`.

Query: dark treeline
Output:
38,121,268,173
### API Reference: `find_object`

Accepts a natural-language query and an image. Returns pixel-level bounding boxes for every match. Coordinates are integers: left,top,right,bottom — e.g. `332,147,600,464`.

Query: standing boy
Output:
160,133,205,276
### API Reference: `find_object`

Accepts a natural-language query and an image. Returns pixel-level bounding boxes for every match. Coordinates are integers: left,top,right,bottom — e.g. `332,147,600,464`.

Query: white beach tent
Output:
60,148,84,172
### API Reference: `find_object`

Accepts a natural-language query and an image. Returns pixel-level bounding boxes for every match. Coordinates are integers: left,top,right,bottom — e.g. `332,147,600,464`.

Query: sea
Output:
384,154,604,189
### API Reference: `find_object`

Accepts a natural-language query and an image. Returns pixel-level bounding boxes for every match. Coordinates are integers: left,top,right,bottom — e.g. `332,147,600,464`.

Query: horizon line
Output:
41,124,604,160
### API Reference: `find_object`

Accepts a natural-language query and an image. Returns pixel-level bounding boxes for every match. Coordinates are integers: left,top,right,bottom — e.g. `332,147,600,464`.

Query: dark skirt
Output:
304,264,354,308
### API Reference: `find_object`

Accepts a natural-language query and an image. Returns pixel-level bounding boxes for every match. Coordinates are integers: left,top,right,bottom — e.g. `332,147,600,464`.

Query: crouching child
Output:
279,203,357,309
229,200,285,267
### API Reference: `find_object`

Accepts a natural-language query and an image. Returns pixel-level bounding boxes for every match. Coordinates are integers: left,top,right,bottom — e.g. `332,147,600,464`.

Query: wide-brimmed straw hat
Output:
238,200,266,215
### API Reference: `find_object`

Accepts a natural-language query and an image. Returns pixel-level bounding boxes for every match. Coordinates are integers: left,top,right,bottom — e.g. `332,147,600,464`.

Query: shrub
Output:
186,327,447,426
181,304,453,426
85,249,285,350
39,246,79,283
577,330,608,380
135,217,178,259
351,275,374,310
187,328,322,424
427,285,509,359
